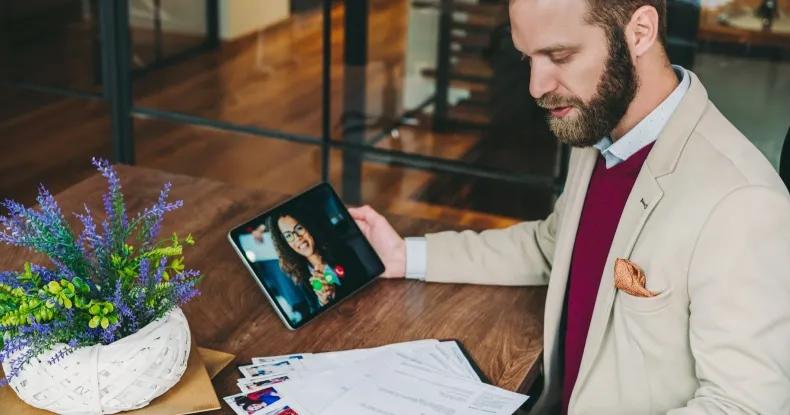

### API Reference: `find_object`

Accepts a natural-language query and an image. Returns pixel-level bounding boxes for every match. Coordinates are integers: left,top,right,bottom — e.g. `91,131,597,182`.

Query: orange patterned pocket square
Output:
614,258,658,298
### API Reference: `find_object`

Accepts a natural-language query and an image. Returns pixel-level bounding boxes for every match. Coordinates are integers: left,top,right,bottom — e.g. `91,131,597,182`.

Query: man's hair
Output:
584,0,667,48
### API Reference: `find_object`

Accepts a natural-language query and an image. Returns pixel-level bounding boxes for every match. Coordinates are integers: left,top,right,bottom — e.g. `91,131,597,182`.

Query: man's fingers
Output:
348,205,378,219
347,207,366,220
355,220,371,235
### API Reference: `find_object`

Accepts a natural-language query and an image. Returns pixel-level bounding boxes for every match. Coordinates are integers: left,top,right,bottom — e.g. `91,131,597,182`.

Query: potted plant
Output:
0,158,203,414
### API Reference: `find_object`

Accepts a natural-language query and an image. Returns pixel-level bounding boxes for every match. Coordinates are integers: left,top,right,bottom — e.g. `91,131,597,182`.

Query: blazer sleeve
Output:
422,191,566,286
667,185,790,415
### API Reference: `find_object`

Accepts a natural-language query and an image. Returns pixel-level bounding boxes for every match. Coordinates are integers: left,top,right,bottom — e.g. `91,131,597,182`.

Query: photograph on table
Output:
224,387,308,415
263,406,299,415
239,360,299,378
228,183,384,329
225,387,282,414
238,374,295,393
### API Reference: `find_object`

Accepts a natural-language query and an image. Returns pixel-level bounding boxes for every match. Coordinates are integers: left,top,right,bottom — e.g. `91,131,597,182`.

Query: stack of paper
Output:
223,339,529,415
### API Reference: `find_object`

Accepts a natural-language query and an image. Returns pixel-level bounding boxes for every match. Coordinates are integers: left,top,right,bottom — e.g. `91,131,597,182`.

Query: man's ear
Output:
628,5,660,57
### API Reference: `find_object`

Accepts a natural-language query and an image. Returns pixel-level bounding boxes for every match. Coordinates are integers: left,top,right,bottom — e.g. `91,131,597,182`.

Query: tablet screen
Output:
228,183,385,329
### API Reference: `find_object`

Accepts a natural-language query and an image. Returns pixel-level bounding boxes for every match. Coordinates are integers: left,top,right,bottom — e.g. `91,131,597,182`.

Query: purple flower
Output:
173,281,200,306
134,191,183,250
0,348,37,387
29,265,58,284
112,278,136,332
47,346,75,365
134,259,151,311
173,269,200,282
0,336,29,362
93,158,127,252
0,271,19,287
75,205,102,253
101,325,118,344
35,185,65,225
153,257,168,283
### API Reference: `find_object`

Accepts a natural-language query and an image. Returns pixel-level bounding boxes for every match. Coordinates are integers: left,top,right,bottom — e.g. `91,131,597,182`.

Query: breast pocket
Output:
614,283,693,411
613,266,680,357
616,287,673,314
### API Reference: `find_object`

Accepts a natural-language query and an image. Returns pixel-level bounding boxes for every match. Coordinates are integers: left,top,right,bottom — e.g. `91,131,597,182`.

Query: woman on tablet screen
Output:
268,209,358,309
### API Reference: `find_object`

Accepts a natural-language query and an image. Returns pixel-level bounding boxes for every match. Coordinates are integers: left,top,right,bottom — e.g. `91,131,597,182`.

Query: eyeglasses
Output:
282,224,307,242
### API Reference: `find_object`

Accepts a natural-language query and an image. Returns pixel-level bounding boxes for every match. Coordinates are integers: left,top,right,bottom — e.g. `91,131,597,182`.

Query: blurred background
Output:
1,0,788,231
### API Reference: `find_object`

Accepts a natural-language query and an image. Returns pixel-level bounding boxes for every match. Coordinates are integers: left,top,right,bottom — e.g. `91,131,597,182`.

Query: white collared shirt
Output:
404,65,691,280
593,65,690,168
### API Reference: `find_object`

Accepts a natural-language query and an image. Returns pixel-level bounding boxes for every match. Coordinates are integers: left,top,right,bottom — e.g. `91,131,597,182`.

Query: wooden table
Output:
0,165,546,414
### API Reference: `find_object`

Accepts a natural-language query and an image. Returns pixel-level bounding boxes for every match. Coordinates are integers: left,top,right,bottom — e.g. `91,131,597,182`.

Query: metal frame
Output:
100,0,135,164
431,0,454,132
2,0,568,204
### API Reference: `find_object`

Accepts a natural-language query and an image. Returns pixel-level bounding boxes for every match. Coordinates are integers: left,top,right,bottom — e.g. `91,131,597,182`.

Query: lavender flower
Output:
48,346,76,365
0,158,202,387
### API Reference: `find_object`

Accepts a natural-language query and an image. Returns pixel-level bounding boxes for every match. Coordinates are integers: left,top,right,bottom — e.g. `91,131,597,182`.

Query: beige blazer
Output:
423,71,790,414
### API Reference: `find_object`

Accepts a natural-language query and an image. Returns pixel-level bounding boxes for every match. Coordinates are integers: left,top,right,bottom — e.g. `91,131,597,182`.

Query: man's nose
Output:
529,63,558,100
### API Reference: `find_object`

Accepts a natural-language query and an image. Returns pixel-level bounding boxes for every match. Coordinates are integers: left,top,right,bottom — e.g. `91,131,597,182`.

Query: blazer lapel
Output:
542,147,598,386
570,167,664,401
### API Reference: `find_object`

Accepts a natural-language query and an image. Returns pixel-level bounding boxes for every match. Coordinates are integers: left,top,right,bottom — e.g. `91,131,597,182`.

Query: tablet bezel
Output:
227,182,385,330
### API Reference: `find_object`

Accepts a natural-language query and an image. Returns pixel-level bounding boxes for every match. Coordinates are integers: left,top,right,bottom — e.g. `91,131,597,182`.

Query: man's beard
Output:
536,27,639,147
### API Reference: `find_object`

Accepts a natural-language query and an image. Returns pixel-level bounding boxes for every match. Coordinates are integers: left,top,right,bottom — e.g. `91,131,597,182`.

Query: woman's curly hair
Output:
266,208,335,287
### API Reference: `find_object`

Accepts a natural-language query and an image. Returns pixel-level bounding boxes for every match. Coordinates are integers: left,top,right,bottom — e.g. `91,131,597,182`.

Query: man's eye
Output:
551,55,572,64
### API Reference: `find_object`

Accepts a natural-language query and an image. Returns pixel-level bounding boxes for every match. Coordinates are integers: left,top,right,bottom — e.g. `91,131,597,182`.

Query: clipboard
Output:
441,338,491,384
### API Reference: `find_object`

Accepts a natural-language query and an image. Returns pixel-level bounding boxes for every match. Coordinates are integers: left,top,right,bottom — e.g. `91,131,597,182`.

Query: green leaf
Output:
103,303,114,314
162,271,169,281
89,304,100,315
89,316,100,329
63,297,72,309
150,246,183,257
108,315,119,325
47,281,61,294
72,277,90,294
185,234,194,245
100,317,109,329
171,257,184,273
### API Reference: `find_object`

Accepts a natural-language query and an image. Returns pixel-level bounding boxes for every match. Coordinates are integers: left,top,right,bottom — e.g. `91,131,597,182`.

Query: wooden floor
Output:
0,0,560,231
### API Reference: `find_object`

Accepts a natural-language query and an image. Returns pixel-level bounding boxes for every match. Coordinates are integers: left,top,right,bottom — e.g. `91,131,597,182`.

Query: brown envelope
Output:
198,347,236,380
0,344,235,415
614,258,658,298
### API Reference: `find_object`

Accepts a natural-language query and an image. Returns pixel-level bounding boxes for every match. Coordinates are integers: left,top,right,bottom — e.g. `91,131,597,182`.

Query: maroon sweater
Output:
561,142,654,414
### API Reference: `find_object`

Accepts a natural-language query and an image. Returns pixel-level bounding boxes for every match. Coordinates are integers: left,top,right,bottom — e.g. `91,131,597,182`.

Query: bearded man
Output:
348,0,790,413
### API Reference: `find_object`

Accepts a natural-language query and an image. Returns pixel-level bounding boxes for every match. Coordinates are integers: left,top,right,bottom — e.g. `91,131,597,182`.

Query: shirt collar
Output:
595,65,691,168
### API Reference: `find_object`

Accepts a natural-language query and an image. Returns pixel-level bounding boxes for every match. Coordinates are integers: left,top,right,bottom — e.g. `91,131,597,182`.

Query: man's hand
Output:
348,205,406,278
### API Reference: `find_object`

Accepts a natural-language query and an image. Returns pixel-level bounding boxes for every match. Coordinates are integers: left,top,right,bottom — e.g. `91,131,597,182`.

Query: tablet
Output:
227,183,385,330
